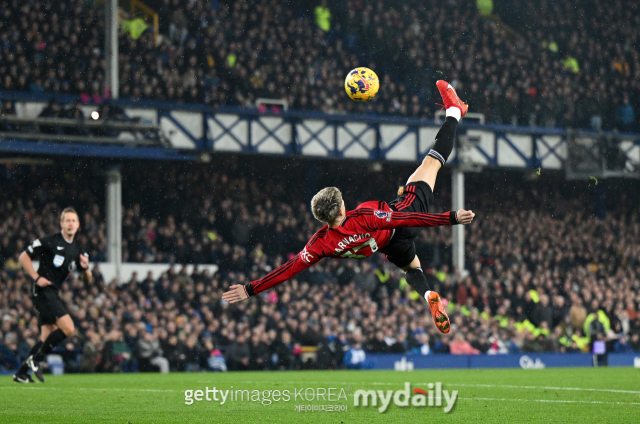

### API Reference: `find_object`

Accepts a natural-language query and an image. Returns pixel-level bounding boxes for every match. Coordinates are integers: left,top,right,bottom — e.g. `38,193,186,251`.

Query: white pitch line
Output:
460,397,640,406
449,383,640,395
0,387,175,392
3,386,640,407
370,382,640,395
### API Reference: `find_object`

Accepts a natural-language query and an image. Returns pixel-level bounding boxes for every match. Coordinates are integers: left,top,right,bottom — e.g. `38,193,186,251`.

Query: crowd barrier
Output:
361,352,640,370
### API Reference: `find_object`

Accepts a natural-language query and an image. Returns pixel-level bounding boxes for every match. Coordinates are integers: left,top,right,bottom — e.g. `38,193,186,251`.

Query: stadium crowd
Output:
1,159,640,373
0,0,638,131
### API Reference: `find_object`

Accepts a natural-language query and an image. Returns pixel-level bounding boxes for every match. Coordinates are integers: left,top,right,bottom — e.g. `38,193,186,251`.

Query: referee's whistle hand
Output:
36,277,52,287
457,209,475,225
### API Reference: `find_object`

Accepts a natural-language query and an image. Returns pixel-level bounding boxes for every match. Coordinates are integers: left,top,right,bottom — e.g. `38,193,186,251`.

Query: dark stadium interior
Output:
1,157,639,372
3,1,640,422
0,0,638,130
0,0,639,382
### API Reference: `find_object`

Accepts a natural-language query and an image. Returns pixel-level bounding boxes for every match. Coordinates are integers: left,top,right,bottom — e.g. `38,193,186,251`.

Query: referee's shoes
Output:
26,355,45,383
13,373,35,383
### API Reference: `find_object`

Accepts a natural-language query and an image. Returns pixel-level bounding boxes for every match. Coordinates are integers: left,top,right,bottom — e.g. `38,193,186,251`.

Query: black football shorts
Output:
32,288,69,326
379,181,435,269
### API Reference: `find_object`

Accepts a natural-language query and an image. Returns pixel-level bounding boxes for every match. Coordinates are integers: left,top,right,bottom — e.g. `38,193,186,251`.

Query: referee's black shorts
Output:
32,288,68,326
379,181,435,269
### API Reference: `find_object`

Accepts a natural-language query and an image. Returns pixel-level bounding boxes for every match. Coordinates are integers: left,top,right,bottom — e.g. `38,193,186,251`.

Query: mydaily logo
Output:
353,382,457,413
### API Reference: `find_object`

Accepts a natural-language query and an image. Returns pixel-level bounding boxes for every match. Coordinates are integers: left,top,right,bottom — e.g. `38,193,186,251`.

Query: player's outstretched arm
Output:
222,249,320,303
371,209,475,230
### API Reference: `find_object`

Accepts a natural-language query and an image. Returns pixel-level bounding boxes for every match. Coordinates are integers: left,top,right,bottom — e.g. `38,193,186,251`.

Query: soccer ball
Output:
345,67,379,102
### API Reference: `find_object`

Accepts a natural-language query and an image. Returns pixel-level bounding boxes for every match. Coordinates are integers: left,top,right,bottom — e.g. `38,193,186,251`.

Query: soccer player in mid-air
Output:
13,207,92,383
223,80,473,333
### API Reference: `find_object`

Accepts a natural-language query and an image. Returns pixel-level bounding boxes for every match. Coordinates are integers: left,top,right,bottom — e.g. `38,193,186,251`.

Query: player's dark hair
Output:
311,187,342,223
60,207,79,222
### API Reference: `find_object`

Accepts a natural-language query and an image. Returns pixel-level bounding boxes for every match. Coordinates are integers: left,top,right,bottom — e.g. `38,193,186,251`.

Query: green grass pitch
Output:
1,367,639,423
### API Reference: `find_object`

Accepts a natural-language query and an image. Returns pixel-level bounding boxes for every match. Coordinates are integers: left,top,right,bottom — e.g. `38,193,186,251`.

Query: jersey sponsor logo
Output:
374,210,392,222
300,247,315,264
53,254,65,268
57,246,64,250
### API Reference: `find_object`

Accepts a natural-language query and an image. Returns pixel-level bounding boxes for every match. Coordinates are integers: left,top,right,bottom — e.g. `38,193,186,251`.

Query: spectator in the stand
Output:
343,339,366,370
616,96,635,132
249,332,269,370
161,335,183,372
0,333,21,371
389,333,408,353
315,328,344,370
449,333,480,355
80,331,101,373
613,335,633,353
367,331,389,353
182,335,202,372
534,294,553,328
98,330,132,373
630,334,640,352
269,331,296,370
412,332,431,355
226,333,250,371
521,331,543,353
136,330,169,373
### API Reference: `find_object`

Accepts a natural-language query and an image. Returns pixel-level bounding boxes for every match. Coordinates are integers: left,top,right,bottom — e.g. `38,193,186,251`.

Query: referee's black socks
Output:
405,267,431,298
17,340,43,375
34,329,67,362
427,116,459,166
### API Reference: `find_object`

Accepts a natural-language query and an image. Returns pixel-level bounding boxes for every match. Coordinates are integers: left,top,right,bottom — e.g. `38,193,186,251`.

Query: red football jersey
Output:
244,201,457,297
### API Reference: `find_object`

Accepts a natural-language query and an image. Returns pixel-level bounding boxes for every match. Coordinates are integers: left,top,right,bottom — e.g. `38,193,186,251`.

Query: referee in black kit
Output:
13,207,92,383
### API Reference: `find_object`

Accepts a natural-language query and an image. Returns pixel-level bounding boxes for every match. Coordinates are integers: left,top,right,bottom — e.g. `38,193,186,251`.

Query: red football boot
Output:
426,291,451,333
436,80,468,117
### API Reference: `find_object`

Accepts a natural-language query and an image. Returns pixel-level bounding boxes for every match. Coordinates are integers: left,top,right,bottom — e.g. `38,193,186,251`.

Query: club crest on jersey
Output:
375,210,392,222
300,247,314,264
53,254,65,268
398,186,404,196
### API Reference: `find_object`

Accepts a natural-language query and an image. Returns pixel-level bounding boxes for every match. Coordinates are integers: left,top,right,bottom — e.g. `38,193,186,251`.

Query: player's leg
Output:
406,80,468,191
55,315,75,336
401,255,451,333
14,324,52,382
33,316,73,362
40,324,54,342
13,334,45,382
28,296,73,382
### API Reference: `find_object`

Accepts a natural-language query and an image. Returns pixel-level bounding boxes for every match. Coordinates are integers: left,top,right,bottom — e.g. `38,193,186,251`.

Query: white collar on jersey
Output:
60,231,75,244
